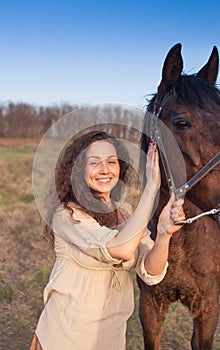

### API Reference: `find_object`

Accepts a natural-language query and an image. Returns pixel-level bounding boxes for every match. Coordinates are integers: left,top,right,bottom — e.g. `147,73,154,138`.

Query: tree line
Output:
0,102,77,138
0,102,143,141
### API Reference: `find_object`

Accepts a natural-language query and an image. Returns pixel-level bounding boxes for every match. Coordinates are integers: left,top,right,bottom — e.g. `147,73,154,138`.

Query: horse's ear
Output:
197,46,219,84
158,43,183,95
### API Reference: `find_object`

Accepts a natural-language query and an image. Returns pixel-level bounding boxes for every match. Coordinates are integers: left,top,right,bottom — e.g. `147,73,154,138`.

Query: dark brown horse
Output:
138,44,220,349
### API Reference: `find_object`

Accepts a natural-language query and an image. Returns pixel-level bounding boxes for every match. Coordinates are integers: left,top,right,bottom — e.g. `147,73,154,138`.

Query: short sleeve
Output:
135,229,168,285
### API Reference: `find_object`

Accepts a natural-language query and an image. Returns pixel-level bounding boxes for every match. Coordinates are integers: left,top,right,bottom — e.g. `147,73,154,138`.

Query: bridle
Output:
148,90,220,224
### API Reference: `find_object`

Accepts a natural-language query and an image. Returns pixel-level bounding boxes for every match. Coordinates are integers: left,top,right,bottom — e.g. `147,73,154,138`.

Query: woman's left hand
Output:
157,193,185,235
145,141,161,193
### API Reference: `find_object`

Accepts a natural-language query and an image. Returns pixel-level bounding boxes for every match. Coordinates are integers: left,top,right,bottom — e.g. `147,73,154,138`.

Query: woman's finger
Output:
170,208,185,221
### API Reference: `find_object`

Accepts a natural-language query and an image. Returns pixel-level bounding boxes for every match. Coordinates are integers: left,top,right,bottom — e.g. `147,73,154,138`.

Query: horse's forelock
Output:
149,75,220,115
174,75,220,110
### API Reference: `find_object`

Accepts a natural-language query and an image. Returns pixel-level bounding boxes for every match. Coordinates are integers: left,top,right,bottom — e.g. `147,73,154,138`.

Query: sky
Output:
1,0,220,109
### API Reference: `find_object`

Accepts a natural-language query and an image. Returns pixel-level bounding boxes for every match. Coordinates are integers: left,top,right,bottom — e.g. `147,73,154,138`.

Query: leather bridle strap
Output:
151,91,176,192
151,91,220,200
154,90,173,118
174,152,220,199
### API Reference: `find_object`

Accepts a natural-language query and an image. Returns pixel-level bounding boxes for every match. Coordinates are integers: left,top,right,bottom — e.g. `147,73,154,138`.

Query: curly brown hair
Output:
44,130,138,244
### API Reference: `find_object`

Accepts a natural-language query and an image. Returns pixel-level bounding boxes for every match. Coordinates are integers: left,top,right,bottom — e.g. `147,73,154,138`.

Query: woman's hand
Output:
157,193,185,235
145,141,161,193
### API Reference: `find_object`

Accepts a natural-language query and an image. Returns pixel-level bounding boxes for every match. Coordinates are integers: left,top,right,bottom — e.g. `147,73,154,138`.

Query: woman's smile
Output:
96,177,112,183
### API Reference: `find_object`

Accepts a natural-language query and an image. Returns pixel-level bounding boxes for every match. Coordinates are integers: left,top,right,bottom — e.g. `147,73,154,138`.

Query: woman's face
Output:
84,140,120,201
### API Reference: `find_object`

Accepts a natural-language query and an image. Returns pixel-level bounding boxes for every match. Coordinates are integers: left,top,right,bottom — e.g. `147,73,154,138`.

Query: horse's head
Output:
142,43,220,221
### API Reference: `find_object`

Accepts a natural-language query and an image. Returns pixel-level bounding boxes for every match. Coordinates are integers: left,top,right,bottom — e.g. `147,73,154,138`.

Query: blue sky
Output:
1,0,220,108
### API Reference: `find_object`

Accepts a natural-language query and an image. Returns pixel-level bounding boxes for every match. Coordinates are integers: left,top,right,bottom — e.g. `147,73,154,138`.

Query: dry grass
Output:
0,139,54,350
0,138,220,350
0,138,40,147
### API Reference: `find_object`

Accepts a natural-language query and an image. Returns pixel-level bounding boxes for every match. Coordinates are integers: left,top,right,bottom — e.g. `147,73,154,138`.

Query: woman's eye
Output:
172,118,192,131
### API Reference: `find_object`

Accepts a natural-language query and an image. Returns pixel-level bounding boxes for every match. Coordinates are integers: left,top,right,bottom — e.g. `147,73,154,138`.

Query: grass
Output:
0,283,16,303
0,138,220,350
0,139,55,350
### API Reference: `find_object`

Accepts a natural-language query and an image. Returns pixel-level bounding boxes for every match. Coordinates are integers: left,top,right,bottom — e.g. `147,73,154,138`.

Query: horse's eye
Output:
172,117,192,131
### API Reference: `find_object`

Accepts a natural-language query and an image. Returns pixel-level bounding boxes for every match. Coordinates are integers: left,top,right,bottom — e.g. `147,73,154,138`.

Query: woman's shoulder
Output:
54,202,95,224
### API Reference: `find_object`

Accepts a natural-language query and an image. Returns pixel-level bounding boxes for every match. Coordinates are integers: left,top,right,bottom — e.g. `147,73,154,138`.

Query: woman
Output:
30,131,185,350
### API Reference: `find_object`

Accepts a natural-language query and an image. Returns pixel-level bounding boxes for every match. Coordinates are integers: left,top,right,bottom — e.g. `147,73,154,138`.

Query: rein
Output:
175,152,220,198
149,91,220,224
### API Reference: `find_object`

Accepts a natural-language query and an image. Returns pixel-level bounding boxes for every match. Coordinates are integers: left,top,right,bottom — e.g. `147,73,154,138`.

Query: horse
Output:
138,43,220,349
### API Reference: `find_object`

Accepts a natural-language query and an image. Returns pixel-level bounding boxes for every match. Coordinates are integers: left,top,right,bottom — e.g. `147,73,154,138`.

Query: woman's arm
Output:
107,142,185,263
106,186,158,260
144,193,184,275
106,141,161,260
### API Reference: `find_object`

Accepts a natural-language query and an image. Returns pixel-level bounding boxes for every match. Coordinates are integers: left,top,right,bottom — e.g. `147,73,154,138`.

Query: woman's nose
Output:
99,160,109,173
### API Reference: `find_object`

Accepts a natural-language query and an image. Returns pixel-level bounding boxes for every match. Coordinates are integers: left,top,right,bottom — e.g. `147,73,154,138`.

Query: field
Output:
0,138,220,350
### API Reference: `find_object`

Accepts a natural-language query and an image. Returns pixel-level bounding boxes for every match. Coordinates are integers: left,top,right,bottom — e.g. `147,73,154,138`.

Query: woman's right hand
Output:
157,193,185,236
145,141,161,193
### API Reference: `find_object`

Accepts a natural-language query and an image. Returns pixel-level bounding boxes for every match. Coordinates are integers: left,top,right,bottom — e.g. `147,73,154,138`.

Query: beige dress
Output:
35,205,168,350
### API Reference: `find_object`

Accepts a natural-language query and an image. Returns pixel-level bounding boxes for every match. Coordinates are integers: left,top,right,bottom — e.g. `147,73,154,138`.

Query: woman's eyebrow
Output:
87,155,118,159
